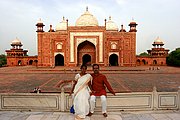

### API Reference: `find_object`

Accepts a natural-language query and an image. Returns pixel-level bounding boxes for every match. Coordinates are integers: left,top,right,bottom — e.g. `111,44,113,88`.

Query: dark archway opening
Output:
109,54,118,66
153,60,157,65
137,59,140,66
29,60,33,65
18,60,22,66
55,54,64,66
82,54,91,66
77,40,95,66
142,59,146,65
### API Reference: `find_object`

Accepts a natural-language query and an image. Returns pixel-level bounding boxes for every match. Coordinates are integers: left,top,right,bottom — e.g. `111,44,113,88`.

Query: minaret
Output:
36,18,45,66
36,18,45,32
129,18,138,32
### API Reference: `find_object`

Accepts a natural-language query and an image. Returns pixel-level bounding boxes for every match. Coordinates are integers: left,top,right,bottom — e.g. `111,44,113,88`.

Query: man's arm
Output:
103,76,115,95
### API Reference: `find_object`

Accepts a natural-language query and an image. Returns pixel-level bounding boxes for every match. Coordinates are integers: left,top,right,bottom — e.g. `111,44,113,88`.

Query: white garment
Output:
90,95,107,113
73,73,92,118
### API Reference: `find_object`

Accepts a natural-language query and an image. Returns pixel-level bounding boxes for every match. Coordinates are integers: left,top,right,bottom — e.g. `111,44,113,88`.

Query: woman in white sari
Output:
70,64,92,119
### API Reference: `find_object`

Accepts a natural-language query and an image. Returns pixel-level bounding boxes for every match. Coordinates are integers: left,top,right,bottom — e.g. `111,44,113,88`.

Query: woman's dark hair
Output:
80,64,87,69
92,64,99,69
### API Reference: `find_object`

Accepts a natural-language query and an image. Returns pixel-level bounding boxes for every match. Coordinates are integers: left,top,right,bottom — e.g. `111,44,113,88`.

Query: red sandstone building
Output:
5,38,37,66
136,37,169,66
36,8,137,67
5,8,169,67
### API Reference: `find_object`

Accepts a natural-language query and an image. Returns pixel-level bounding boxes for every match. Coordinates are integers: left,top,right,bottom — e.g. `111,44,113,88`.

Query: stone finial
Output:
178,86,180,92
109,16,111,20
153,86,157,92
104,18,107,26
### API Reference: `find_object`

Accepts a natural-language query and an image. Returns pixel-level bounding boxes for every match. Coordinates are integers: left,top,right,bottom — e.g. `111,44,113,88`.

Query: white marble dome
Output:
37,18,43,23
56,17,67,31
106,16,118,31
11,38,22,45
154,37,164,44
75,7,98,26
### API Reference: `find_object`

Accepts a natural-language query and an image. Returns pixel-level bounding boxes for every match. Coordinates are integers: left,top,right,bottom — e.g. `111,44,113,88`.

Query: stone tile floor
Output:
0,66,180,93
0,66,180,120
0,110,179,120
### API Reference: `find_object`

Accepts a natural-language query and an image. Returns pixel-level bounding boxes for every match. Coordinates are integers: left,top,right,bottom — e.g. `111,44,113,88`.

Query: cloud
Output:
115,0,126,5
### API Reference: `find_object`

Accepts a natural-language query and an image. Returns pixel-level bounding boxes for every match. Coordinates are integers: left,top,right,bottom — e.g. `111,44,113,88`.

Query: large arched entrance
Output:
109,54,118,66
55,54,64,66
77,41,95,66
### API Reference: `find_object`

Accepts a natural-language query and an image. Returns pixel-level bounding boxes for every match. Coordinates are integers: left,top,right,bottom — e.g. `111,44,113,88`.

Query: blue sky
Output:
0,0,180,55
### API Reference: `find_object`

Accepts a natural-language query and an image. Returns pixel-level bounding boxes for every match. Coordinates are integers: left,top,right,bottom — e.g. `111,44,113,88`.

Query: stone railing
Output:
0,87,180,112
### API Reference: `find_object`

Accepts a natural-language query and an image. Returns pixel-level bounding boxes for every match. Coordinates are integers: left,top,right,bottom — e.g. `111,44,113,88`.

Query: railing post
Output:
178,86,180,110
153,86,158,110
60,87,65,111
0,94,1,110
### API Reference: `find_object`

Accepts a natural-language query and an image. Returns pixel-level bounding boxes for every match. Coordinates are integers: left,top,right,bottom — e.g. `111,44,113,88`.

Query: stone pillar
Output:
178,86,180,110
153,86,158,110
60,87,65,111
0,94,1,110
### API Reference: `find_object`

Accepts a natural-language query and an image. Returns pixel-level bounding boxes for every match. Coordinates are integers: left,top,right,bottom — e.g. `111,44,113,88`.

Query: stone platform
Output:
0,110,180,120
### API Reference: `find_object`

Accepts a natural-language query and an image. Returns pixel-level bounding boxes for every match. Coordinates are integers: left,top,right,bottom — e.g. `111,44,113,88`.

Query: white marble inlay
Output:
96,96,151,107
159,95,177,106
70,32,103,62
54,52,64,56
76,38,97,46
109,52,119,56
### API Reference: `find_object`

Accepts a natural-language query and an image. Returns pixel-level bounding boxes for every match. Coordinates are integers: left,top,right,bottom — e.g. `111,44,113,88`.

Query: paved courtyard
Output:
0,110,180,120
0,66,180,120
0,66,180,93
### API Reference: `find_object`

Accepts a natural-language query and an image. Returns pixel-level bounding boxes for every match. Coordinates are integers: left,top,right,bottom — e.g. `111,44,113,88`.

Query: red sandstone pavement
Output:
0,66,180,93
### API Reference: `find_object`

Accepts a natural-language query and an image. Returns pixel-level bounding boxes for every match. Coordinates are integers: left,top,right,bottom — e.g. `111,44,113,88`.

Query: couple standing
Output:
70,64,115,119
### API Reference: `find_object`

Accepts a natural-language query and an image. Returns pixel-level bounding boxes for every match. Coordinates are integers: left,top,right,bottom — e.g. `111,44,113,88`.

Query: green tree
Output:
167,48,180,67
0,54,7,67
138,52,149,56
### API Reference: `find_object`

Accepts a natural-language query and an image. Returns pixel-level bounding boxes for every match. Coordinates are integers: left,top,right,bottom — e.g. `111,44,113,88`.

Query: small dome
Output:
130,18,137,24
37,18,43,24
11,38,22,45
154,37,164,44
56,17,67,31
75,7,98,26
106,16,118,31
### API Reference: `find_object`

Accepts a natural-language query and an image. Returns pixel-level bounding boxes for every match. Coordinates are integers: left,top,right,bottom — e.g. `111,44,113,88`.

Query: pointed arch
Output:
77,40,95,66
153,60,157,65
109,54,118,66
55,54,64,66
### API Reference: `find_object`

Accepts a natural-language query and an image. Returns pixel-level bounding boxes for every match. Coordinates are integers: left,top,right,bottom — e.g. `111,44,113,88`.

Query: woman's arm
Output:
69,80,77,95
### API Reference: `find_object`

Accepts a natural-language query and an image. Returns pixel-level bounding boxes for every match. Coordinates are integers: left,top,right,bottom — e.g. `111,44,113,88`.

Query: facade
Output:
5,38,37,66
6,8,169,67
136,37,169,66
36,8,137,67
